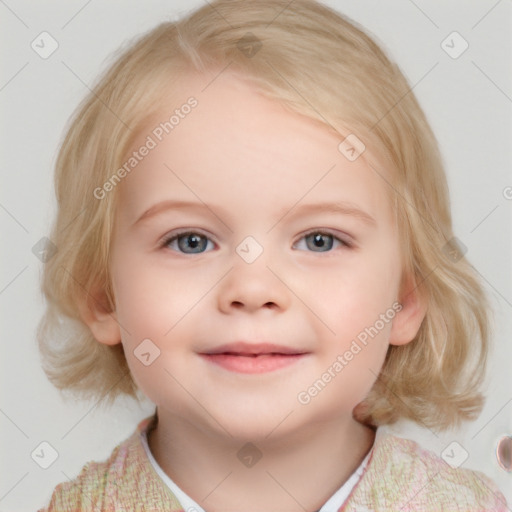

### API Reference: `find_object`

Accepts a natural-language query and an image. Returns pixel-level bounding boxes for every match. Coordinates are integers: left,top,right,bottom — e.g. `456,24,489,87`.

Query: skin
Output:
81,70,426,512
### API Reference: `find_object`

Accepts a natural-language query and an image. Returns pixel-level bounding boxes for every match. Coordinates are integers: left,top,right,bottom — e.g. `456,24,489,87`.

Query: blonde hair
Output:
38,0,489,428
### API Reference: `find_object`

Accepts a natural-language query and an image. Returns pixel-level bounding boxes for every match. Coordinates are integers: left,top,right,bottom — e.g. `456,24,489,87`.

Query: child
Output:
37,0,508,510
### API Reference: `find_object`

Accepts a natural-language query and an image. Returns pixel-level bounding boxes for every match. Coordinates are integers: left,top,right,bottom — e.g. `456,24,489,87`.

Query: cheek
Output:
111,253,212,341
112,270,164,340
307,249,400,342
111,262,190,403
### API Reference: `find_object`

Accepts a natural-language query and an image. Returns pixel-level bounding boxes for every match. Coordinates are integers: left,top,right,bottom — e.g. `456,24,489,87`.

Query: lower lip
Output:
200,353,307,374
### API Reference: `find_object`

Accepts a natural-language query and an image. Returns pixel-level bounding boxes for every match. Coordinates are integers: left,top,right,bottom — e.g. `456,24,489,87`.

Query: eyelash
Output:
159,229,353,254
294,229,353,251
160,229,216,253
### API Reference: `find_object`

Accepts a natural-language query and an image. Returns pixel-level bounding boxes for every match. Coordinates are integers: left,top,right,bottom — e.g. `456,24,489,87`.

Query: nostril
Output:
229,301,277,310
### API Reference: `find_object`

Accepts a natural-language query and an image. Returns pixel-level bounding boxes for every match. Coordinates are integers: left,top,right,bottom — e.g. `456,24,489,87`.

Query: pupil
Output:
188,235,200,248
314,234,325,247
306,232,333,252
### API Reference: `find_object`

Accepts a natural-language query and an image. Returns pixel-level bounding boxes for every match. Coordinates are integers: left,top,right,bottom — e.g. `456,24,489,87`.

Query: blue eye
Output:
162,230,350,254
163,232,215,254
294,231,348,252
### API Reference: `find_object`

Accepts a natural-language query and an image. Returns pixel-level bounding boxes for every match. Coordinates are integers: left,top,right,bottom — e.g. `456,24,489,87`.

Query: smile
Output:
199,342,309,374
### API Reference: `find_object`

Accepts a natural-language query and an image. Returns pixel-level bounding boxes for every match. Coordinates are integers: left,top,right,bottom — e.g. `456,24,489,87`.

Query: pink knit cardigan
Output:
39,417,507,511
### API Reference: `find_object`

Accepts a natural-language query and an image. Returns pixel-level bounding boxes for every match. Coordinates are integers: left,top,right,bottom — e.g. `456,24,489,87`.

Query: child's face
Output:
102,71,420,439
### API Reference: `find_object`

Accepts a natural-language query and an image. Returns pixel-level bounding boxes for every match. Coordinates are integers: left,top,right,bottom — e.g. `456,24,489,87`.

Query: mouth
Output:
199,342,309,374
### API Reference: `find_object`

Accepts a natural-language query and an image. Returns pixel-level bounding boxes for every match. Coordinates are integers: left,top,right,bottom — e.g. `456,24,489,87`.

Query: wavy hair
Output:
38,0,489,428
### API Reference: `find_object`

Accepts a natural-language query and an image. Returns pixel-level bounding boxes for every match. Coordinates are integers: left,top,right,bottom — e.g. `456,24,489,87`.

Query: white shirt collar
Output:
140,427,373,512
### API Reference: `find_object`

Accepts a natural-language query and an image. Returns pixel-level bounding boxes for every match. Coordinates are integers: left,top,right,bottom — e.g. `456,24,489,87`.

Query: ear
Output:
389,273,428,346
78,283,121,346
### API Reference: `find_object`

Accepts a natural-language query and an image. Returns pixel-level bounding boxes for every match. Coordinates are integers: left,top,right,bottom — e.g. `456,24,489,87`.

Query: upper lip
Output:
199,342,309,356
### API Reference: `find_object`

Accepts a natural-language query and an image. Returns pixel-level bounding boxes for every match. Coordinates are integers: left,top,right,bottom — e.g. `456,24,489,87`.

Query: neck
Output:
148,410,375,512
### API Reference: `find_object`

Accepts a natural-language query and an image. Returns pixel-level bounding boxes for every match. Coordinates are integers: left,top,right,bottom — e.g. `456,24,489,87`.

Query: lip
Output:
201,342,307,356
199,342,309,374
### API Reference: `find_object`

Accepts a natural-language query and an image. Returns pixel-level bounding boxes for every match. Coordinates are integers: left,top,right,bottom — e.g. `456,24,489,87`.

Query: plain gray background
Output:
1,1,511,510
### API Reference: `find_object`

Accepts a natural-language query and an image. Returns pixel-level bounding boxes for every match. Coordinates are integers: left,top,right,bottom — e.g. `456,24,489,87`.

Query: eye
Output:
293,231,350,252
162,231,215,254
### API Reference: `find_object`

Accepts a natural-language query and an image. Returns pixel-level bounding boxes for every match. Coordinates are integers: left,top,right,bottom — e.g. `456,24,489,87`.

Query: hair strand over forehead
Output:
38,0,489,429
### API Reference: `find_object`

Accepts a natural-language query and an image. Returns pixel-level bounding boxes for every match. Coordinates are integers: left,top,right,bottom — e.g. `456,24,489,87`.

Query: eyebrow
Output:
132,199,376,227
276,202,377,227
133,200,216,227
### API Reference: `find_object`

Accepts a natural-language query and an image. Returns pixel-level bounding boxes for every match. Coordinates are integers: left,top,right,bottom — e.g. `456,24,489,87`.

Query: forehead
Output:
115,70,395,228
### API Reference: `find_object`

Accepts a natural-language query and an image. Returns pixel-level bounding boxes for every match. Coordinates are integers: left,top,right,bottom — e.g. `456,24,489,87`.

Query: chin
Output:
210,407,300,443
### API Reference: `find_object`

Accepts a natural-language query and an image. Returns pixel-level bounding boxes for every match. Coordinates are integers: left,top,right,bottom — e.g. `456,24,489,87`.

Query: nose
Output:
216,256,291,314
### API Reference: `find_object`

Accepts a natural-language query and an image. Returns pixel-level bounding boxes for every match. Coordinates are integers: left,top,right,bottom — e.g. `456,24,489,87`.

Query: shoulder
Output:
344,432,508,511
38,416,182,512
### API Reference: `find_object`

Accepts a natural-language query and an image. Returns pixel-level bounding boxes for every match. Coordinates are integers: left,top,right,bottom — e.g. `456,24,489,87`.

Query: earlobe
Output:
389,275,428,347
78,286,121,346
